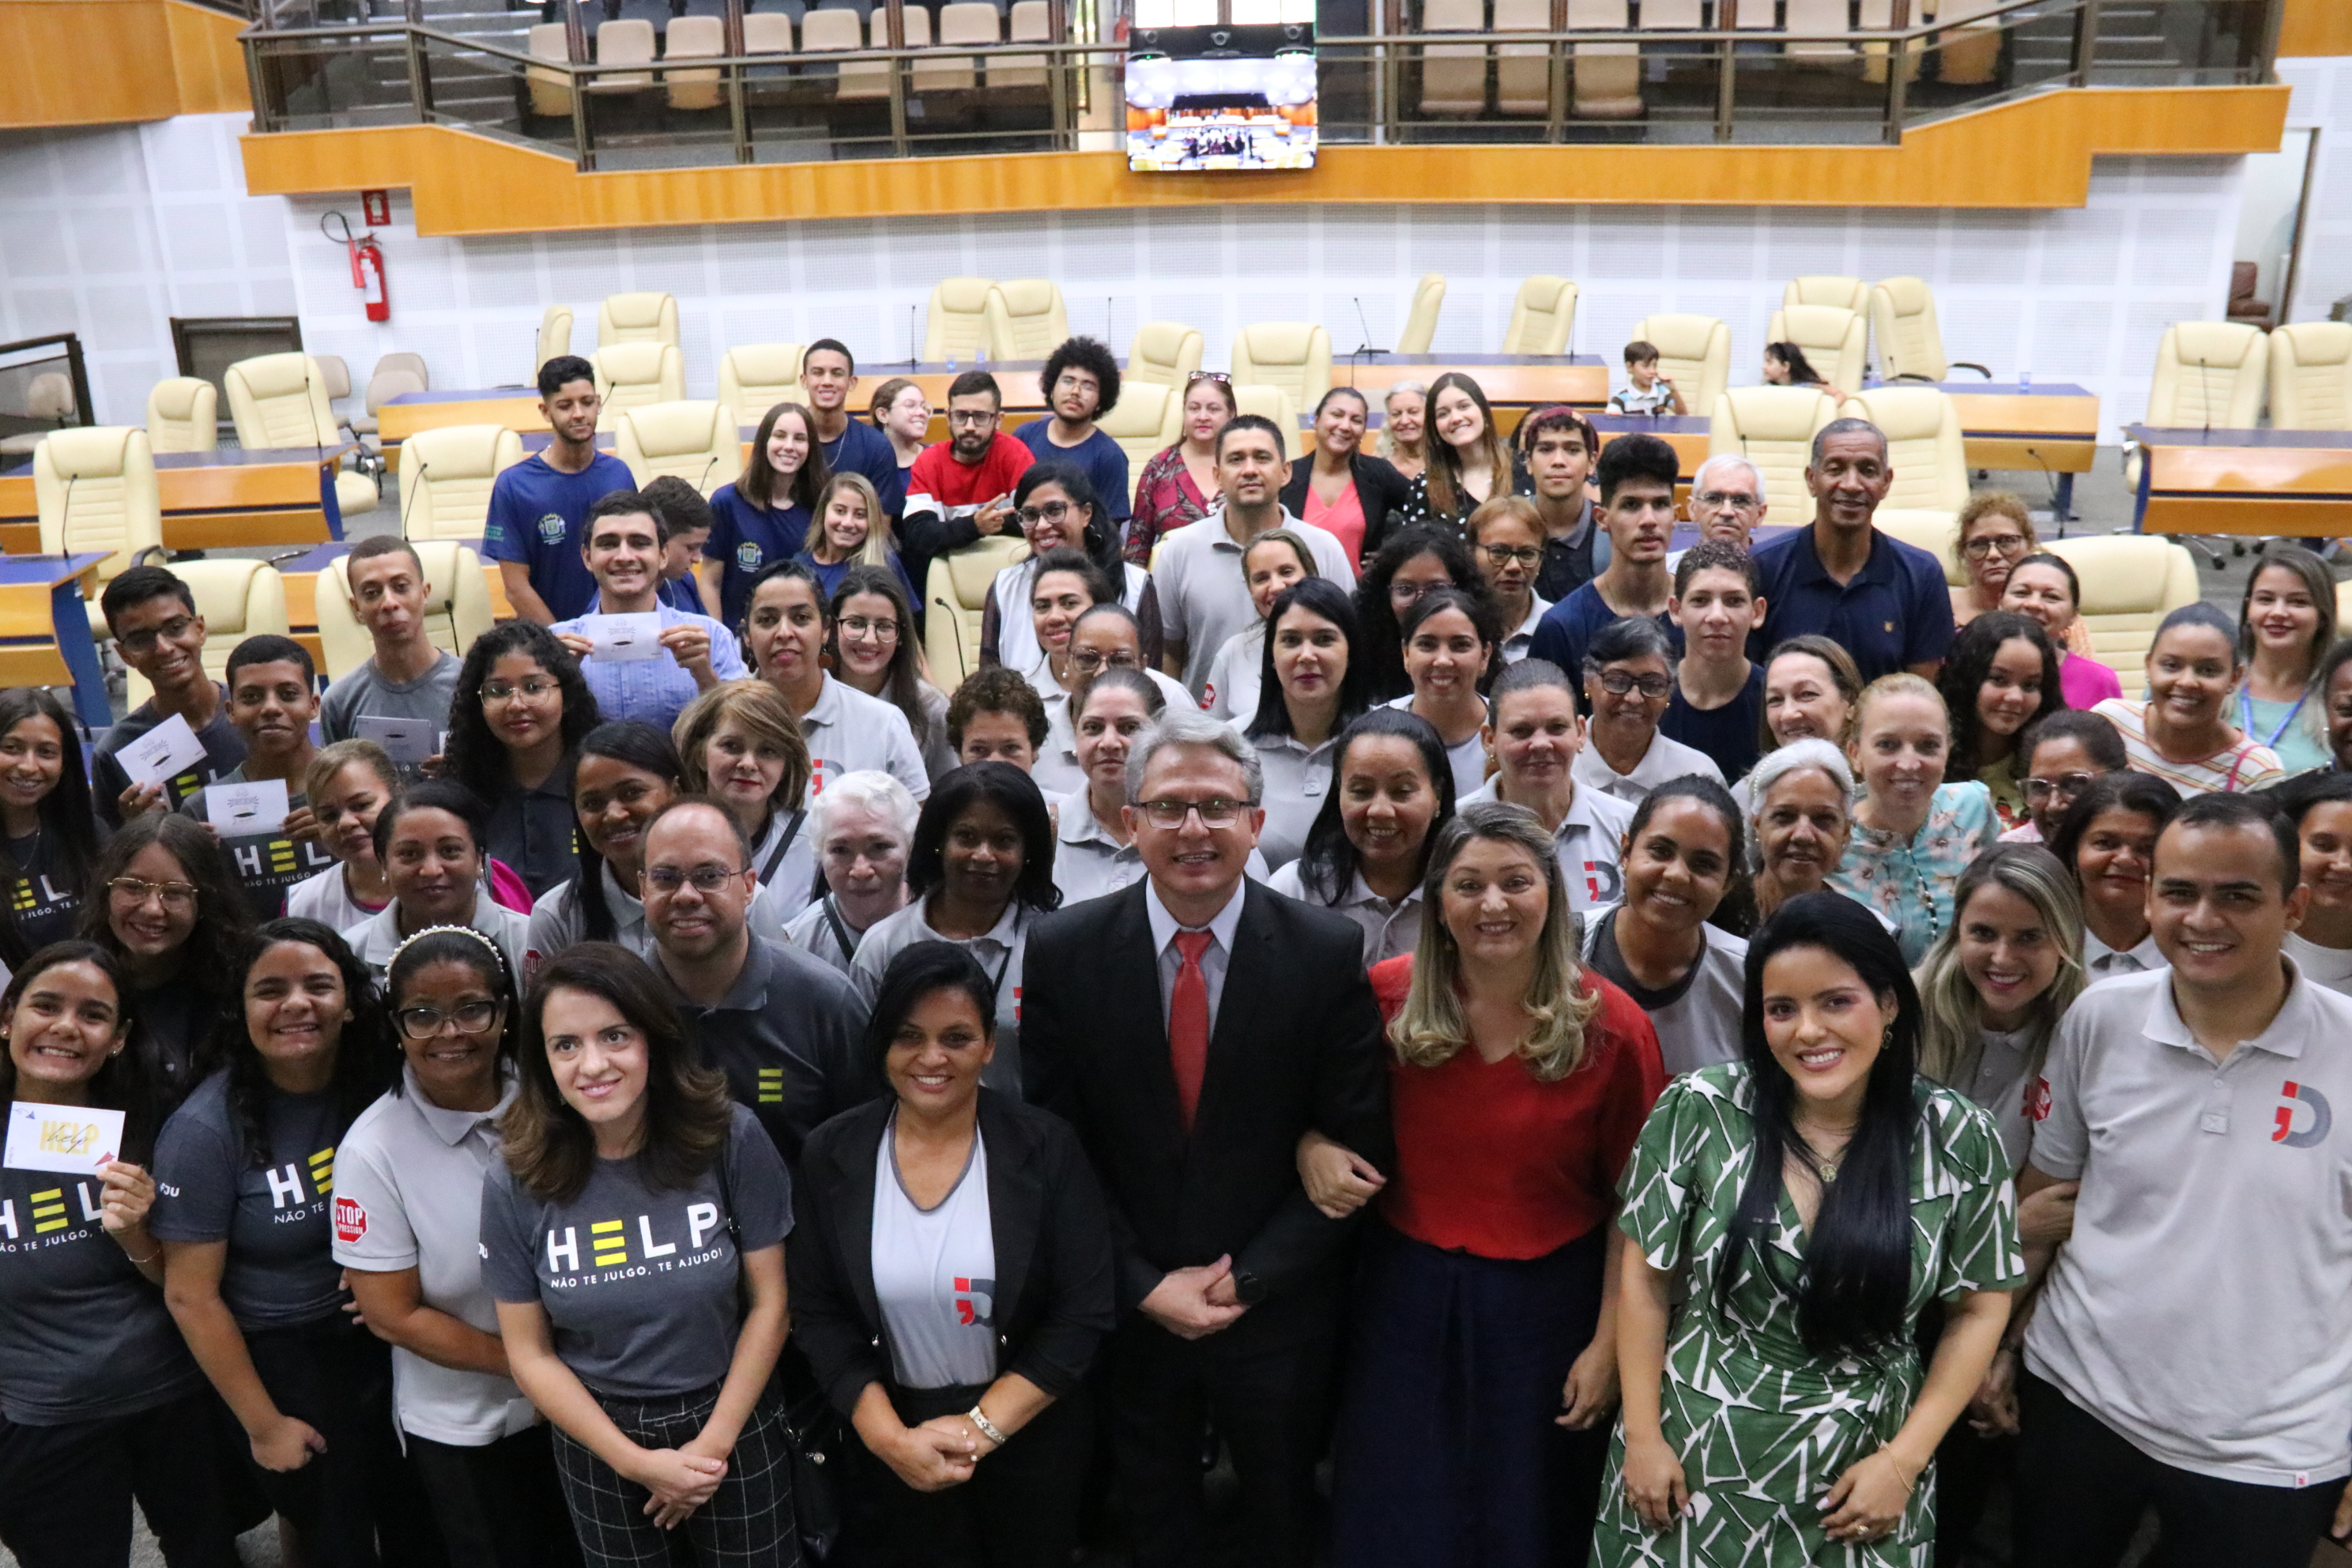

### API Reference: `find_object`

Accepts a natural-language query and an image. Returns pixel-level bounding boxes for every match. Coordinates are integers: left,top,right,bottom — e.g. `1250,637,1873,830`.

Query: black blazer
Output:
1022,880,1393,1316
786,1088,1117,1419
1280,453,1413,560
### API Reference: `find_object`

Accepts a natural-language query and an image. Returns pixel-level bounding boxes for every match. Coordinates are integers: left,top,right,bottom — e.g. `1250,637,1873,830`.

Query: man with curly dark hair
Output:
1016,335,1133,538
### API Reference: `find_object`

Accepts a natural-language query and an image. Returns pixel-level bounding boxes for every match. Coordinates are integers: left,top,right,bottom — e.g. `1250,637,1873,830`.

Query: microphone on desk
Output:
695,453,721,492
397,457,431,541
933,595,970,673
1353,297,1383,360
910,304,920,371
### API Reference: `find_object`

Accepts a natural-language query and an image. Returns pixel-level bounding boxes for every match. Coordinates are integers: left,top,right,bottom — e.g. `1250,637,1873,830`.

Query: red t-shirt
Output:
1369,954,1666,1260
904,432,1035,520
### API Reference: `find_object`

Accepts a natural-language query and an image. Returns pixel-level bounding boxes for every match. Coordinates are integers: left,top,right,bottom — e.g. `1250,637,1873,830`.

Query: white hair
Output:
1745,738,1853,819
1691,453,1766,507
810,769,918,845
1125,709,1265,805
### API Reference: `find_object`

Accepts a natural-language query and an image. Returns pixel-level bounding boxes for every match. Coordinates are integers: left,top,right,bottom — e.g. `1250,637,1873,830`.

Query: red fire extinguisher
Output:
322,210,390,324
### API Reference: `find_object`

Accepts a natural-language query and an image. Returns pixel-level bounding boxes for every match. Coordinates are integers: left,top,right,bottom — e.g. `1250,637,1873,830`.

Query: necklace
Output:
1793,1121,1855,1184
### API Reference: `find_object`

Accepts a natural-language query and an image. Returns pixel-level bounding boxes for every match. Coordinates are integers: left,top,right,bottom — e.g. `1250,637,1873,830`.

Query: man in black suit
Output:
1023,707,1393,1567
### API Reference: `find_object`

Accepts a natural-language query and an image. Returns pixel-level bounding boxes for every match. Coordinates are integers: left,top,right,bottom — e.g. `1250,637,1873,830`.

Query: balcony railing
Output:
239,0,2279,170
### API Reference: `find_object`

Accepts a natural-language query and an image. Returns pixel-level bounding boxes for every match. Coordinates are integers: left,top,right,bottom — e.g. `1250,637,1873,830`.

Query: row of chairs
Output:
526,4,1054,115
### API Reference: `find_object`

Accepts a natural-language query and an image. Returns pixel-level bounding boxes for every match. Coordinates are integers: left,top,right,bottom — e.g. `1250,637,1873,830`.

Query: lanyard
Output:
2239,689,2306,752
819,893,858,960
756,809,806,885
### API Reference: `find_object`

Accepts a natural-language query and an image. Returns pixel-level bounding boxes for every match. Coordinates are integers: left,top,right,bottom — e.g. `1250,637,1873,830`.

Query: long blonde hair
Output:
1913,845,2084,1095
1392,801,1601,1083
802,471,895,568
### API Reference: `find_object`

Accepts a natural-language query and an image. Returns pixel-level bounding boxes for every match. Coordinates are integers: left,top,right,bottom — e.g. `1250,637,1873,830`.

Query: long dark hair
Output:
742,401,829,514
1013,460,1125,586
1420,372,1510,521
1939,610,2064,780
906,762,1061,914
827,564,936,750
570,722,684,944
216,918,400,1169
77,813,254,1009
864,940,998,1081
1767,341,1827,387
1723,892,1921,1361
1249,577,1368,741
0,941,156,1163
385,924,522,1096
446,622,600,802
1294,708,1457,906
1355,529,1485,703
1626,772,1748,925
0,688,100,970
505,944,735,1203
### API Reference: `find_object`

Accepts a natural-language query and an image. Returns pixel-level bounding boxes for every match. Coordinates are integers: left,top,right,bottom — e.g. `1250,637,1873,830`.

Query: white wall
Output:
2278,55,2352,325
1,110,2255,442
2233,127,2311,315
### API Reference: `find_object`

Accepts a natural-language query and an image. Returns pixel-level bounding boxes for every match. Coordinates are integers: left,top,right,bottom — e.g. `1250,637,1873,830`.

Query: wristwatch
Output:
1231,1266,1268,1306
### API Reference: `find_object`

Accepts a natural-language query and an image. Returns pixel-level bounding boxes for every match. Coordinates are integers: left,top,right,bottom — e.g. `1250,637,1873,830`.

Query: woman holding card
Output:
0,688,104,972
0,940,247,1568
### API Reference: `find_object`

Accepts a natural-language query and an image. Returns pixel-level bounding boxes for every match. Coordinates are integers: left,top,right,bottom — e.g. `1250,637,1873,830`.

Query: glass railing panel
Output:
1898,0,2078,124
2088,0,2268,85
250,28,425,130
416,31,582,154
1722,32,1902,141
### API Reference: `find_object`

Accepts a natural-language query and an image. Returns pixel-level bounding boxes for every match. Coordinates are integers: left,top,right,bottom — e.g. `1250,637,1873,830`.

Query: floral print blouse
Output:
1829,781,2000,966
1126,444,1212,567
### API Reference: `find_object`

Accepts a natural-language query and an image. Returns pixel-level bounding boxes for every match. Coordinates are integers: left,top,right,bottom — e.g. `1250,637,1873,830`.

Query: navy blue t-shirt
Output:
824,419,905,522
1660,662,1767,784
1753,524,1955,684
1013,420,1133,523
1526,582,1682,709
481,452,637,622
708,484,815,628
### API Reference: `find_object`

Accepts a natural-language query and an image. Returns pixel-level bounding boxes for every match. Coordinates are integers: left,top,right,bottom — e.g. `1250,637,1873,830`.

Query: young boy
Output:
1659,540,1769,782
641,473,717,617
178,635,337,921
91,565,248,825
1608,339,1687,416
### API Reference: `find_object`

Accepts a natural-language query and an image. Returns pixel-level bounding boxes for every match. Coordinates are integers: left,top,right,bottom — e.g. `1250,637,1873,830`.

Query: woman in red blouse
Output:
1124,372,1234,567
1302,799,1666,1568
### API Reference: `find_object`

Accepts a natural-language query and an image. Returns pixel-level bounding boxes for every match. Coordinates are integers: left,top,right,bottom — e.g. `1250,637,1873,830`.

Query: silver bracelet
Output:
965,1406,1008,1448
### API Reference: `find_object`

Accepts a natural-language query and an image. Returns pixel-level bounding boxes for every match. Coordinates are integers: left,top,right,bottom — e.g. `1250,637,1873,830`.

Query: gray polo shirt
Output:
333,1067,539,1446
2024,963,2352,1485
1580,903,1746,1077
524,862,793,971
1265,861,1424,969
1152,511,1357,697
853,897,1028,1097
1380,695,1488,801
801,674,932,804
1250,729,1339,872
1458,776,1633,914
658,936,876,1170
320,651,463,770
1570,729,1725,808
345,892,530,988
779,893,873,977
2283,931,2352,999
2082,927,2165,980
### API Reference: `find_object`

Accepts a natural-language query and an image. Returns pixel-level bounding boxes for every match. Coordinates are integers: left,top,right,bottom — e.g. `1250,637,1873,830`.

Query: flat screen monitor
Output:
1125,24,1317,173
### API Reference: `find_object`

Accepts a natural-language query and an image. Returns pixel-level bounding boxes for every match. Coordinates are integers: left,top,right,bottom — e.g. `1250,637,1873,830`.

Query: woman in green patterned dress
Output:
1599,891,2022,1566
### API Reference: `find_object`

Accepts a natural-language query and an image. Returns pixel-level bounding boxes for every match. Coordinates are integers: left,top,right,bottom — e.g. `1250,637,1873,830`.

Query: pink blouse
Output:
1304,479,1366,567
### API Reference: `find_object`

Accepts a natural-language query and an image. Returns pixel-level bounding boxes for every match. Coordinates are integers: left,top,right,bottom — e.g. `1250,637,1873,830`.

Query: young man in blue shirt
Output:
551,490,745,731
1528,432,1683,701
801,339,903,518
481,355,635,625
1015,335,1133,537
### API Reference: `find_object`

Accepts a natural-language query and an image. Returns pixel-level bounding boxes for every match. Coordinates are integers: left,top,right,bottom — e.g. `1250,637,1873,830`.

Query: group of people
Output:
6,333,2352,1568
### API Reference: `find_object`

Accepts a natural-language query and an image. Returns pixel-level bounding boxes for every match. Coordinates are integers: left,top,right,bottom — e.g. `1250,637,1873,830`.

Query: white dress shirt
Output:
1145,876,1246,1038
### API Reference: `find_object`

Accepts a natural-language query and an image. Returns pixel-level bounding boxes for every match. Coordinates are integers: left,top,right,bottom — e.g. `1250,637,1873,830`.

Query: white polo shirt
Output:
2083,926,2165,980
2024,963,2352,1486
1250,729,1340,871
1204,623,1265,722
332,1066,540,1446
343,894,530,989
2283,932,2352,999
1570,729,1724,808
1500,595,1553,665
801,673,932,803
1459,777,1633,914
1153,511,1357,697
1266,861,1424,968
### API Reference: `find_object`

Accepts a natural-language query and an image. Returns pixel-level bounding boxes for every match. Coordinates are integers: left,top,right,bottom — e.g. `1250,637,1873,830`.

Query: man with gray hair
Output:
1023,707,1391,1568
1687,454,1768,548
1752,416,1953,683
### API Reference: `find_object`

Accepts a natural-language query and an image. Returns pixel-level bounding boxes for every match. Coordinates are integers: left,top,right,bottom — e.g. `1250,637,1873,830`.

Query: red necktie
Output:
1170,930,1213,1132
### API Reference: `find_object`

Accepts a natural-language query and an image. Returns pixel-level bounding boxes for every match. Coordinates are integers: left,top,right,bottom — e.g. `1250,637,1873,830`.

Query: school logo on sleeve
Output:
2274,1080,2332,1148
2023,1076,2052,1124
334,1194,368,1243
537,513,569,545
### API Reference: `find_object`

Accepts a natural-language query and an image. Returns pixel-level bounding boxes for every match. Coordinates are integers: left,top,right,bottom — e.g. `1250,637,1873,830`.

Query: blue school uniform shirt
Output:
1526,582,1682,699
481,452,636,622
1013,420,1133,522
1754,524,1955,684
793,550,921,608
707,483,815,627
824,419,906,520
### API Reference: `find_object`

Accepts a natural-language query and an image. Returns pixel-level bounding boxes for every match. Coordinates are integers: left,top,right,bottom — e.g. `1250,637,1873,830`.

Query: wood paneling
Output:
0,0,248,128
2278,0,2352,58
239,84,2288,235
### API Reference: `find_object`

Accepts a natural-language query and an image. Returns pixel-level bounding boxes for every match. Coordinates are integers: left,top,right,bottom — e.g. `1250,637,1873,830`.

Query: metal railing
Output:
239,0,2277,169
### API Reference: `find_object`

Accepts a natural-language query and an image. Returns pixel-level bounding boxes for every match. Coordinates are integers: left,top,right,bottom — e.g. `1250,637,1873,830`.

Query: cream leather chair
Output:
1418,0,1487,117
352,352,429,460
1868,277,1988,383
924,278,997,362
986,281,1069,361
146,378,218,454
1871,511,1963,585
805,6,886,99
398,424,526,541
744,10,795,51
1569,0,1642,119
590,18,658,92
2268,322,2352,431
36,428,164,637
1766,304,1868,395
1838,386,1969,530
1232,323,1332,416
1783,276,1868,314
664,16,725,110
1097,322,1204,469
1502,277,1577,355
996,0,1052,91
123,560,288,707
1493,0,1551,116
591,344,687,428
315,541,496,683
598,292,680,349
718,345,807,424
1634,314,1731,418
224,352,377,518
536,305,576,375
933,3,999,91
615,401,739,494
1232,383,1303,462
925,536,1031,690
527,23,574,117
2126,322,2269,489
2045,534,2199,674
1397,274,1446,356
1708,386,1835,528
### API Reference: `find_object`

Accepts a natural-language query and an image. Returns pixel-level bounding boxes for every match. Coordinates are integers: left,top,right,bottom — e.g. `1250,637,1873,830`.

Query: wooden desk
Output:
1591,413,1711,477
1939,382,2101,474
1338,354,1609,410
0,552,111,728
2128,426,2352,537
378,390,548,447
0,446,354,555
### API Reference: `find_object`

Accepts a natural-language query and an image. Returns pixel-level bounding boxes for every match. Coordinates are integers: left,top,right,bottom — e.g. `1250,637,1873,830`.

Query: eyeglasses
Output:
1963,532,2030,558
1137,797,1247,829
837,615,899,642
1389,580,1442,607
1479,544,1543,569
2023,772,2098,801
395,1000,501,1040
1016,501,1073,528
948,408,999,427
642,863,748,894
1694,491,1760,510
1069,647,1140,673
107,876,197,911
1593,669,1674,700
118,614,198,657
481,679,560,705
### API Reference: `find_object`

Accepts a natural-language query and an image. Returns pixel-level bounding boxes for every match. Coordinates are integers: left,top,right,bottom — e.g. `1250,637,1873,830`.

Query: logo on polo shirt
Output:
737,541,763,571
954,1276,996,1327
2274,1080,2332,1148
537,513,567,545
2023,1076,2052,1123
1578,860,1623,906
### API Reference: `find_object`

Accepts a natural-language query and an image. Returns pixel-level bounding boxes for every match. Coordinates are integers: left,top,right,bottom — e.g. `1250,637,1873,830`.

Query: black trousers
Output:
1107,1289,1343,1568
243,1314,447,1568
2012,1370,2342,1568
409,1426,584,1568
0,1389,244,1568
845,1381,1092,1568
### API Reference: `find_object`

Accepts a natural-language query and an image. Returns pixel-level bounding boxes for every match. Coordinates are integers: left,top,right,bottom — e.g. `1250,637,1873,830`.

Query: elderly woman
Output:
781,770,921,974
1746,739,1859,923
1573,616,1722,806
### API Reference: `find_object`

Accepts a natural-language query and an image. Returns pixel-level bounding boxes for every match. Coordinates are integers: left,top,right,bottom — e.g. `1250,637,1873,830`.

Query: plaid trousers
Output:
552,1381,802,1568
